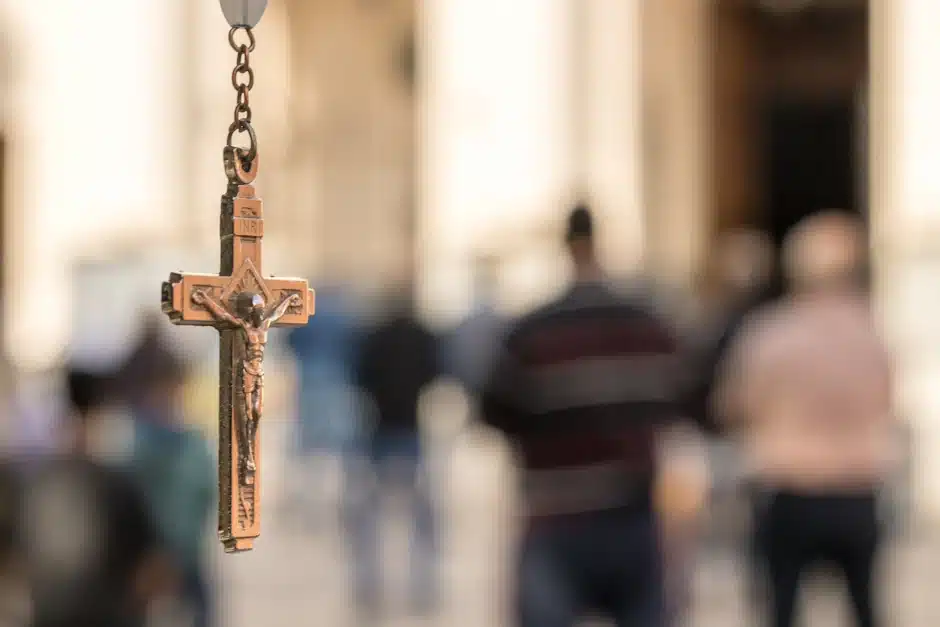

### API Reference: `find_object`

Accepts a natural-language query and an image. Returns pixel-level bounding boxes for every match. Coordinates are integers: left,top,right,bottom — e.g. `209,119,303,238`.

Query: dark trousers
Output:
517,508,663,627
182,567,210,627
752,491,881,627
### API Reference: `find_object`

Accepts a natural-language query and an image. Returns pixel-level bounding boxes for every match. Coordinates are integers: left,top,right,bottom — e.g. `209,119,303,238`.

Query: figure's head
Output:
565,203,599,277
236,292,266,325
65,368,114,453
783,210,866,294
118,320,190,416
715,228,774,294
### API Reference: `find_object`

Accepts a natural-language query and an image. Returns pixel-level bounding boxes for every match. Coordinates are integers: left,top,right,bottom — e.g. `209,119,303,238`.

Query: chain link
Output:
227,26,257,163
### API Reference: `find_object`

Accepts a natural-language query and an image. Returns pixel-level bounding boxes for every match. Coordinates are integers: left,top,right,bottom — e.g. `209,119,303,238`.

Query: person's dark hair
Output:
565,203,594,243
66,368,113,419
118,319,189,405
121,346,188,401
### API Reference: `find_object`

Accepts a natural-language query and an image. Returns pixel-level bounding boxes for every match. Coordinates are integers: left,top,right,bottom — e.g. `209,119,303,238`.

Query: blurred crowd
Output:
0,202,904,627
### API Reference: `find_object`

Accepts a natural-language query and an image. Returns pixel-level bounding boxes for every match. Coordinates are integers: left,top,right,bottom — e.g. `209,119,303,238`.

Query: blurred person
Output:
482,204,681,627
284,284,362,524
17,367,172,627
444,255,507,399
120,319,214,627
684,227,775,435
679,228,775,616
7,370,64,465
714,211,895,627
348,286,440,620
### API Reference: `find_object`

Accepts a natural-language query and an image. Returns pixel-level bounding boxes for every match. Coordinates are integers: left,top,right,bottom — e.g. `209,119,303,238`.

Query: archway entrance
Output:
711,0,869,249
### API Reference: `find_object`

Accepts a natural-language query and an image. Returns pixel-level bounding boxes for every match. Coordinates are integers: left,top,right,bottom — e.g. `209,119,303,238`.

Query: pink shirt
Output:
717,292,897,492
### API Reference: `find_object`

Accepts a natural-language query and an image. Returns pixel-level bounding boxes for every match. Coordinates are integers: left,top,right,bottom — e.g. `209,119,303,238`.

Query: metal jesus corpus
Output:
191,289,302,474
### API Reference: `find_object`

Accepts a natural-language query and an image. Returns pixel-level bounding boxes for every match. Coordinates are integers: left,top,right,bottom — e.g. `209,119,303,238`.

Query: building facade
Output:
2,0,940,518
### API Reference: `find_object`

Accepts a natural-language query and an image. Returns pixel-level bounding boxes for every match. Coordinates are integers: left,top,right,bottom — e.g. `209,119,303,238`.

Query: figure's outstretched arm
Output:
262,293,302,329
193,290,242,327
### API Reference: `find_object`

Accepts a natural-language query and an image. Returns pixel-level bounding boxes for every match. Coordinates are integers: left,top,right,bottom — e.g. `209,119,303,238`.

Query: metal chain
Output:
227,26,257,164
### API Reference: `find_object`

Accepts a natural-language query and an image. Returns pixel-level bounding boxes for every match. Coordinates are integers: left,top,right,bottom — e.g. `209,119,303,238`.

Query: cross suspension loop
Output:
227,119,258,169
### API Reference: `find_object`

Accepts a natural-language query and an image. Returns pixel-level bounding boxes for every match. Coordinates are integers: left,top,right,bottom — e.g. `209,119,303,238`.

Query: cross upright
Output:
161,147,315,553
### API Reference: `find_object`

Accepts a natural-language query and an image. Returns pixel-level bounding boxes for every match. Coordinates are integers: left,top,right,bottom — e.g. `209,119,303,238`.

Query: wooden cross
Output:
161,148,315,552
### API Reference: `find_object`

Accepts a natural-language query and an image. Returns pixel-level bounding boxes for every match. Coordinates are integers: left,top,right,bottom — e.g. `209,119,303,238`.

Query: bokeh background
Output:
0,0,939,625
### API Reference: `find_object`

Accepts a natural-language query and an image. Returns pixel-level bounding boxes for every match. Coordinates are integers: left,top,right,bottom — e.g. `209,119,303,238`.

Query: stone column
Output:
640,0,710,291
580,0,644,278
420,0,574,323
873,0,940,522
286,0,415,292
2,0,186,369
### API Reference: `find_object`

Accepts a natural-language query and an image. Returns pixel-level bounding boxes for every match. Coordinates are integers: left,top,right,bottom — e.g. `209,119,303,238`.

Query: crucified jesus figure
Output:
192,289,302,475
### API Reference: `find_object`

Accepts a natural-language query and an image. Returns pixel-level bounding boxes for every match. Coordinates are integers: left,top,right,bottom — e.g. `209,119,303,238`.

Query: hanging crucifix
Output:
161,0,314,553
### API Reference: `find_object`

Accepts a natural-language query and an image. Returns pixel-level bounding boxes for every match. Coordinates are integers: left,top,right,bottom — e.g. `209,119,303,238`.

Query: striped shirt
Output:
482,281,679,519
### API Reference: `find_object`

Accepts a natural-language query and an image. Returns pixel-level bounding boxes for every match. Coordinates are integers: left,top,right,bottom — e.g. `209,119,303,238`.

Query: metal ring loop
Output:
234,103,252,124
227,119,258,164
228,26,256,53
236,86,250,108
231,65,255,91
236,47,250,72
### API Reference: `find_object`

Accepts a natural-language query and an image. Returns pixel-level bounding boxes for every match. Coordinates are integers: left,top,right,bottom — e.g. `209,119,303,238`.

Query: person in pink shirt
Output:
715,211,897,627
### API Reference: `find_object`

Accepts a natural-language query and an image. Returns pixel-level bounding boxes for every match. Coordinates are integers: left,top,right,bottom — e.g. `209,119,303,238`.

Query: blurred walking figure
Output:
121,319,214,627
285,284,362,524
685,227,775,435
680,228,775,616
7,370,64,466
482,204,680,627
18,368,172,627
715,211,896,627
349,288,440,620
444,255,507,400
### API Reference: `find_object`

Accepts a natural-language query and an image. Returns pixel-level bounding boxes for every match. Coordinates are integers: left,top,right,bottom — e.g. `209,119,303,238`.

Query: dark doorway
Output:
761,98,859,247
709,0,868,244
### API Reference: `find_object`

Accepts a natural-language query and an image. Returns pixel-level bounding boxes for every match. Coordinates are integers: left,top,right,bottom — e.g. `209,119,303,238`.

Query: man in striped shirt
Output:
482,205,679,627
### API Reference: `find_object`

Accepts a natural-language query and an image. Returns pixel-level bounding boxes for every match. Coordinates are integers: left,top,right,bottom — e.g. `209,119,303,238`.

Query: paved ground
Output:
210,420,940,627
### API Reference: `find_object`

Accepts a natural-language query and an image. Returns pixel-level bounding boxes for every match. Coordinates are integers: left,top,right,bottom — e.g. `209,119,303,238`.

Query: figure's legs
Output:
517,528,579,627
344,436,385,617
239,375,256,473
182,566,211,627
828,495,881,627
248,378,263,463
757,494,813,627
607,512,664,627
398,435,439,614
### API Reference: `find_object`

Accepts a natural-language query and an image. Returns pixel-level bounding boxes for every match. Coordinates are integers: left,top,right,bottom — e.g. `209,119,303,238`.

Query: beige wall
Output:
419,0,644,325
1,0,187,369
419,0,575,323
875,0,940,521
582,0,645,281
